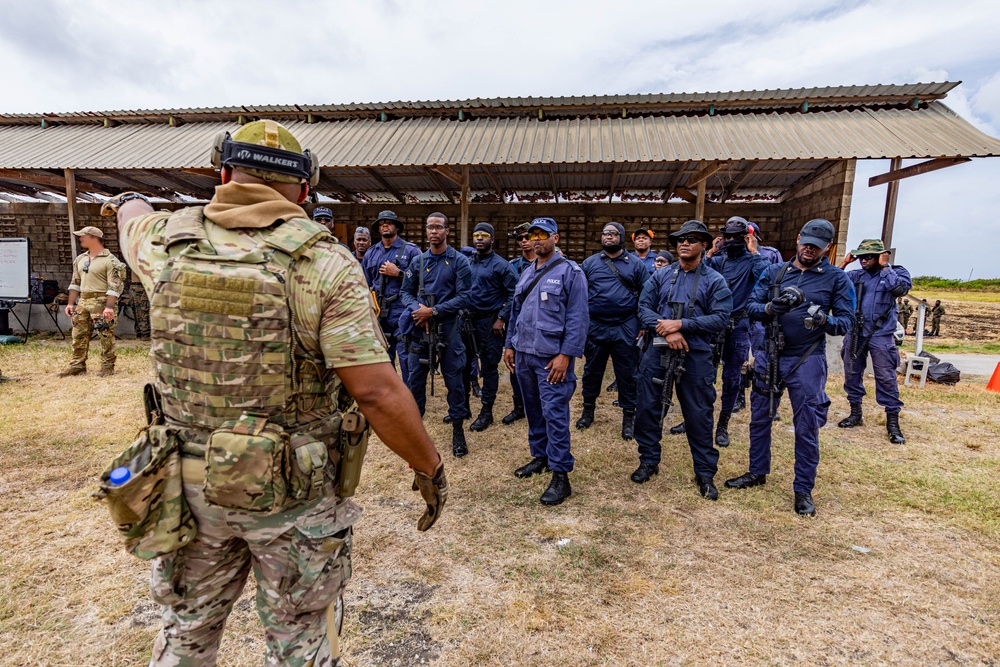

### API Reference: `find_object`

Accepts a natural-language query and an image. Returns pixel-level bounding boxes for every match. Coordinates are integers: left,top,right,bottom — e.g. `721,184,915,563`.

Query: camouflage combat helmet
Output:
213,119,317,185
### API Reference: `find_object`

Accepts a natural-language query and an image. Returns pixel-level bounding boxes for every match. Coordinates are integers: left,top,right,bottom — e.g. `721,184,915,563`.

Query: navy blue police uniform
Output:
578,230,649,437
729,219,856,514
633,232,732,491
399,244,472,424
840,241,911,442
505,224,589,482
705,217,770,445
363,213,421,383
465,227,519,429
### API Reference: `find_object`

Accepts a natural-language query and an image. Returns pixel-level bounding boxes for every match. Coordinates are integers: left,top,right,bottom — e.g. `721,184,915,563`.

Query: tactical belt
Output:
81,291,107,299
591,313,634,325
466,309,499,320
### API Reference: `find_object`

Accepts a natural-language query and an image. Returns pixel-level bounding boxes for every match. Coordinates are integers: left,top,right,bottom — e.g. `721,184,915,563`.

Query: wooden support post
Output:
460,166,470,247
695,161,707,222
880,157,901,255
65,169,79,257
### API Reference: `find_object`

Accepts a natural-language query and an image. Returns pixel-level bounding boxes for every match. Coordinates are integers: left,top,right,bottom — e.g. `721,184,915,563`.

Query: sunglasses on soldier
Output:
676,235,704,245
472,232,492,240
527,230,551,240
82,259,91,273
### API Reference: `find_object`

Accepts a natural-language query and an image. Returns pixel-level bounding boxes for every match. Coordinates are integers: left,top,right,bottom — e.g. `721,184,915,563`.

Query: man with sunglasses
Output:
363,210,421,383
726,219,855,516
504,218,588,505
836,239,911,443
630,226,657,274
499,222,536,425
400,213,473,457
703,217,769,447
632,220,732,499
58,226,126,377
463,223,518,432
576,221,649,439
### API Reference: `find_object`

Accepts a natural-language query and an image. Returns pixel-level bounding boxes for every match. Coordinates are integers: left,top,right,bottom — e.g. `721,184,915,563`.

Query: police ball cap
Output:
312,206,333,221
528,217,558,234
799,219,836,247
73,225,104,238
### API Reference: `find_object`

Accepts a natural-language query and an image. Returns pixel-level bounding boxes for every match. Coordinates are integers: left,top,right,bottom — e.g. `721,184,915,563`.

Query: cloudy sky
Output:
2,0,999,278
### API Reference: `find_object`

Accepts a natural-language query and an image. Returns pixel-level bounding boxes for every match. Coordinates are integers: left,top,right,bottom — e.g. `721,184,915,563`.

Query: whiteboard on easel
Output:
0,238,30,301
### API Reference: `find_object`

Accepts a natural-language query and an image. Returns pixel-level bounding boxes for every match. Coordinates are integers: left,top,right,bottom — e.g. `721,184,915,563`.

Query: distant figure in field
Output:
931,300,945,336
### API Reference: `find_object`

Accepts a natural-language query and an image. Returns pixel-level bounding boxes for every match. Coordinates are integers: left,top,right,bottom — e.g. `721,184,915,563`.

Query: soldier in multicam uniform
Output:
57,226,126,377
106,120,447,667
931,300,945,336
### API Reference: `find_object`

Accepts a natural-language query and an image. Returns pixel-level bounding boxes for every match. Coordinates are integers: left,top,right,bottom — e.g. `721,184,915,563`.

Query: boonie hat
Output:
850,238,886,257
668,220,713,245
799,219,836,247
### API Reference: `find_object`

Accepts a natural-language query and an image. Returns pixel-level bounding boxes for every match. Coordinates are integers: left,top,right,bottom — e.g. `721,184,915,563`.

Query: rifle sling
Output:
517,257,567,305
600,254,640,298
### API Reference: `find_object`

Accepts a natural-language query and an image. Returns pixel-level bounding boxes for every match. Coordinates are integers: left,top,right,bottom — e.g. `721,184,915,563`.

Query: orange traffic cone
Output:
988,362,1000,394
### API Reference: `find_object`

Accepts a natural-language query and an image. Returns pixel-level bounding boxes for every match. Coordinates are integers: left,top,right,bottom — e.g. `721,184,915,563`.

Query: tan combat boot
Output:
97,367,115,377
57,367,86,377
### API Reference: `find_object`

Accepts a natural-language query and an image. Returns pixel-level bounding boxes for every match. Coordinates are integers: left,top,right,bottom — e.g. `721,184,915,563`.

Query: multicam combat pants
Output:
69,295,117,371
148,471,356,667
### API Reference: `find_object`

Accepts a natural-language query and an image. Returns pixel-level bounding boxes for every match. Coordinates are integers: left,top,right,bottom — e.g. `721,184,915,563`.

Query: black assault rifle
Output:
650,336,686,422
418,295,447,396
761,285,805,418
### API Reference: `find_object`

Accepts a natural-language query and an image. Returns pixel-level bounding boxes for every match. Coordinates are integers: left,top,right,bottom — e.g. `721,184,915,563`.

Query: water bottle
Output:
109,467,132,486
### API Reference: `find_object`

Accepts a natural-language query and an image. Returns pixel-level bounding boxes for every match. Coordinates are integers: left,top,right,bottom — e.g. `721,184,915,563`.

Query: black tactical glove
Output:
765,298,793,316
412,461,448,531
803,304,828,329
100,191,151,217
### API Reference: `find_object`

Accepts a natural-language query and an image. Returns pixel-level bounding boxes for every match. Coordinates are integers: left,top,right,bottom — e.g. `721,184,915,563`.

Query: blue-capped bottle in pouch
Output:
109,467,132,487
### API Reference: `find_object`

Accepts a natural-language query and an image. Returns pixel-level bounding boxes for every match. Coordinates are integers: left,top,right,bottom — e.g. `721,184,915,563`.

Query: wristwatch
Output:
118,192,151,207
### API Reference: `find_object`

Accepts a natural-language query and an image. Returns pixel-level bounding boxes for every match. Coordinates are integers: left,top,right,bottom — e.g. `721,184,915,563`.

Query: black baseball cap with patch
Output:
799,219,835,247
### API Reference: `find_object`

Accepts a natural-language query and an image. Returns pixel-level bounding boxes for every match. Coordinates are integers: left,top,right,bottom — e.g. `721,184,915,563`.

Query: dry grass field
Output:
1,333,998,666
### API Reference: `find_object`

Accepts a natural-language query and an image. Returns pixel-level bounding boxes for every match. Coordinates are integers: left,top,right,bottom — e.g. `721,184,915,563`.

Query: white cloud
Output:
2,0,999,276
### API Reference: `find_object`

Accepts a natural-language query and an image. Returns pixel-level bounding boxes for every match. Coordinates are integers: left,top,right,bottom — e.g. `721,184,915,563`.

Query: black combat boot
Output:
540,471,572,505
452,421,468,458
696,475,719,500
575,403,596,430
733,388,747,413
724,472,766,489
715,412,731,447
630,462,659,484
471,377,481,398
886,411,906,444
794,492,816,516
515,456,549,478
669,421,686,435
838,403,863,428
621,409,635,440
502,399,525,425
444,399,472,424
470,405,494,432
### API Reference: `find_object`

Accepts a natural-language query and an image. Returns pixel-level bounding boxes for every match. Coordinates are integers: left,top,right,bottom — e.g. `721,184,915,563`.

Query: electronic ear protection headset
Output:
210,122,320,187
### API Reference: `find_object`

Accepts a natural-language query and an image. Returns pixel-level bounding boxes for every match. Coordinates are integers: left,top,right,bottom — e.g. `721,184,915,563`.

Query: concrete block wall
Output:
779,159,856,261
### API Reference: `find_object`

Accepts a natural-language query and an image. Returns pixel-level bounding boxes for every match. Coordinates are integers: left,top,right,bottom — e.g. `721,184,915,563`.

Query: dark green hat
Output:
850,238,886,257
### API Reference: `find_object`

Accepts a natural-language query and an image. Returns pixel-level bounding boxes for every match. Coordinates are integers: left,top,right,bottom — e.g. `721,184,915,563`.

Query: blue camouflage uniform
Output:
747,258,855,493
363,236,421,382
634,262,732,477
580,250,649,411
706,246,770,415
399,245,472,421
505,252,589,472
502,254,534,407
466,250,518,412
842,263,912,413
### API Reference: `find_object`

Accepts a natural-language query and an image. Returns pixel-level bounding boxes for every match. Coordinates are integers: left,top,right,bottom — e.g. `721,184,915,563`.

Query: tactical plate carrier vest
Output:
150,207,337,432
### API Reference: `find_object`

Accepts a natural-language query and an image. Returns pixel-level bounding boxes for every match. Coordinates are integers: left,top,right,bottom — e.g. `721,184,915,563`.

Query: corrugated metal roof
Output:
1,101,997,171
0,82,959,126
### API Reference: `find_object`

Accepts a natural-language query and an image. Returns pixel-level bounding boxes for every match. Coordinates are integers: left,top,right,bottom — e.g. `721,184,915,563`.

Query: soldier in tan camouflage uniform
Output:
108,120,447,667
57,226,126,377
129,274,152,339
